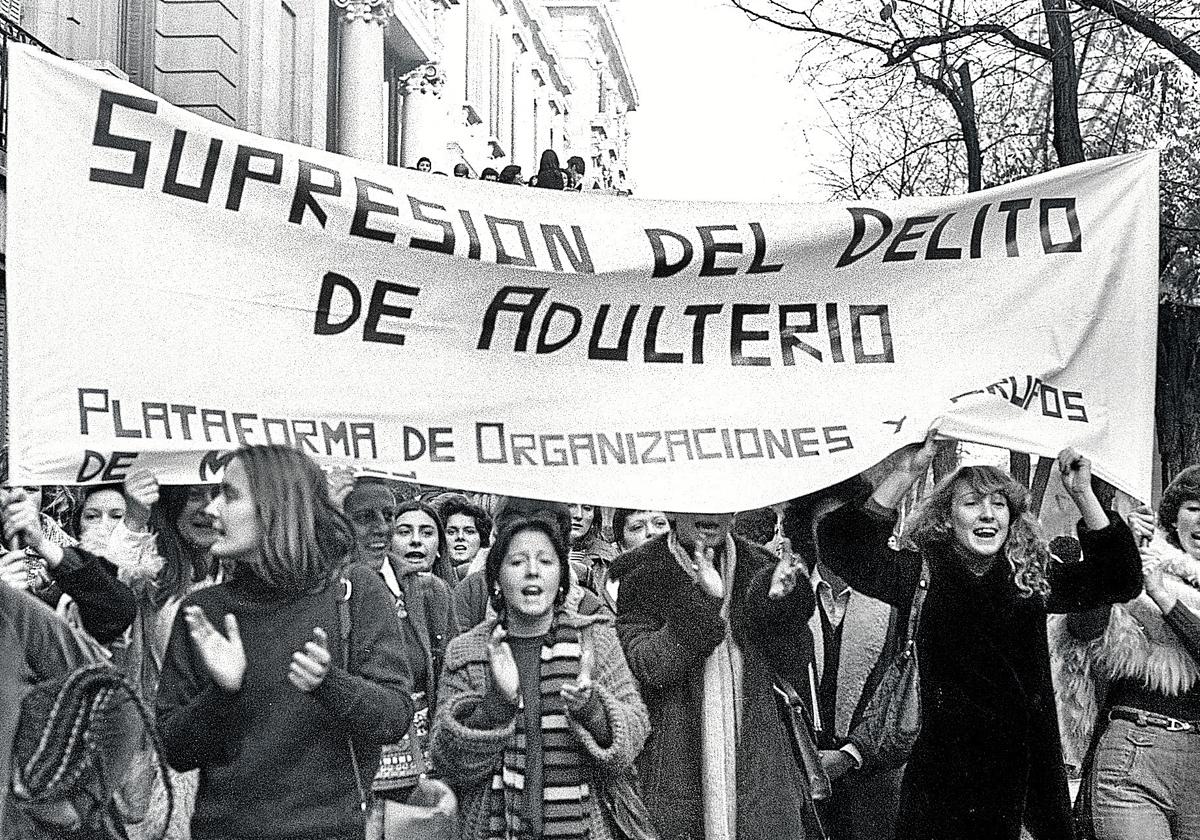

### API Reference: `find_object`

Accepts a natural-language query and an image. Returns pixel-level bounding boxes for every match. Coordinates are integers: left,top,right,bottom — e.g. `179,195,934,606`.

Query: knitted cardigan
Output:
431,610,649,840
1050,537,1200,768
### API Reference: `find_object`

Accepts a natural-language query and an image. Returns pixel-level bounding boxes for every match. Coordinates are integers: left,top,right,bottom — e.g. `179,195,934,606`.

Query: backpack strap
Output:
338,575,352,670
335,575,368,813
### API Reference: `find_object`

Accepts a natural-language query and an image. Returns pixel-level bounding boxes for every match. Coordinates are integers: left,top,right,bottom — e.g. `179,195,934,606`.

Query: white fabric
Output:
668,532,742,840
6,47,1159,508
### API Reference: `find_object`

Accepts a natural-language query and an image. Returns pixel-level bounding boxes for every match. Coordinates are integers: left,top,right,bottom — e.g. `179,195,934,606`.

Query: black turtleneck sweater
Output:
156,563,414,840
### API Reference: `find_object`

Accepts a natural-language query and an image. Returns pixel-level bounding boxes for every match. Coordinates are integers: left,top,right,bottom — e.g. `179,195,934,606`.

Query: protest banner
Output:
5,45,1159,510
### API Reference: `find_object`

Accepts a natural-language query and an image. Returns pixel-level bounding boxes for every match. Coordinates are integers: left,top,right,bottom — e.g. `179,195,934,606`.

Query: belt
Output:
1109,705,1200,733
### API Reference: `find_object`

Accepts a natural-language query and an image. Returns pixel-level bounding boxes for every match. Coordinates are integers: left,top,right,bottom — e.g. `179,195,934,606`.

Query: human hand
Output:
562,636,597,715
768,535,807,600
1127,506,1156,546
122,468,160,532
1057,448,1093,499
1143,564,1177,615
0,488,46,553
1057,448,1108,531
692,542,725,600
819,749,855,782
326,466,356,511
289,627,331,692
183,606,247,692
872,430,939,509
0,549,31,591
487,624,520,704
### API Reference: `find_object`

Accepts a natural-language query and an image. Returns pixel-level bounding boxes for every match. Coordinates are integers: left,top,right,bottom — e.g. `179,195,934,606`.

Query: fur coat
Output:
1049,538,1200,769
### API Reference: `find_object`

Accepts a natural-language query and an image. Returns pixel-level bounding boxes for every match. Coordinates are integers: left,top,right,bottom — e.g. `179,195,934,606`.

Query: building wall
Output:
6,0,633,181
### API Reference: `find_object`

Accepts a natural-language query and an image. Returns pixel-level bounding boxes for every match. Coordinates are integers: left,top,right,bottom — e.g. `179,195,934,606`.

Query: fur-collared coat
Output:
615,534,816,840
430,610,648,840
818,502,1142,840
1050,538,1200,769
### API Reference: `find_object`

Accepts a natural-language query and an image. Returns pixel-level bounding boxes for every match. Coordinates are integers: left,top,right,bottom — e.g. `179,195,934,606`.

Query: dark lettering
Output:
486,216,535,267
89,90,158,187
163,130,222,202
836,208,893,268
477,286,549,351
882,215,938,262
314,272,361,335
289,160,342,226
588,305,639,361
363,281,420,346
731,304,771,366
226,145,283,211
536,302,582,354
408,196,455,254
697,224,741,277
541,224,594,273
351,177,399,242
645,228,693,278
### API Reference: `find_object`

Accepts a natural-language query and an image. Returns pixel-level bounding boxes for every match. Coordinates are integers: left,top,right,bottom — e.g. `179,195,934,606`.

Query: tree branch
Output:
1073,0,1200,77
886,23,1053,65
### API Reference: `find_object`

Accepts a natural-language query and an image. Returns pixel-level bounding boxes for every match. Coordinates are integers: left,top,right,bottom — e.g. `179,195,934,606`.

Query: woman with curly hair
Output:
817,437,1142,840
155,445,414,840
1052,464,1200,840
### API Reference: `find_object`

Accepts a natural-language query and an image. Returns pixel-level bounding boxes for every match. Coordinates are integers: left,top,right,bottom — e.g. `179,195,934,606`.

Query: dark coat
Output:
397,571,457,710
616,534,816,840
818,503,1142,840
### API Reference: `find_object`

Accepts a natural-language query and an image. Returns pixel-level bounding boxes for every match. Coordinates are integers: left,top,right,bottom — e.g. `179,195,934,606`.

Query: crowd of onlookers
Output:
409,148,605,191
3,441,1199,840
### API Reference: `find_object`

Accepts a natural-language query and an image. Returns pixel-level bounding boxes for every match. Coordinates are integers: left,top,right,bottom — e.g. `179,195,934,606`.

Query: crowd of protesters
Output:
406,148,604,191
5,435,1200,840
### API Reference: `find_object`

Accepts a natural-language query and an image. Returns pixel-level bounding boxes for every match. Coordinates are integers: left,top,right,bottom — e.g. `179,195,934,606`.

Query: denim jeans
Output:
1091,718,1200,840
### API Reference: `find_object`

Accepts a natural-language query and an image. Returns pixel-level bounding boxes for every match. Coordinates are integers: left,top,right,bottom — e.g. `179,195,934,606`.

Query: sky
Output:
610,0,836,203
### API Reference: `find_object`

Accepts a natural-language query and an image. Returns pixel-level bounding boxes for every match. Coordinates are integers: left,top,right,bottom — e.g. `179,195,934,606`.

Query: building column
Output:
510,49,535,175
333,0,391,163
400,63,446,167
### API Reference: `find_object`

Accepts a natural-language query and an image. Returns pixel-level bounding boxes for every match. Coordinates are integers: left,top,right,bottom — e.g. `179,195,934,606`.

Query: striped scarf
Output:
487,619,591,840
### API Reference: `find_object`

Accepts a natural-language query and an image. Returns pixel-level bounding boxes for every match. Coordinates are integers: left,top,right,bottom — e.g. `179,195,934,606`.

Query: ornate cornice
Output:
401,63,445,96
332,0,393,25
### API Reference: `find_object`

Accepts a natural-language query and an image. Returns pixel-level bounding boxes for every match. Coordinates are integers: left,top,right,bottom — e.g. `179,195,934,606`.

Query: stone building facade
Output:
1,0,637,187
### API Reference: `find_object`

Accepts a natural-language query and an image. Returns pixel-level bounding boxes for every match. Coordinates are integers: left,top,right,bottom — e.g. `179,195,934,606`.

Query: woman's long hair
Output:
147,485,217,609
393,498,457,585
534,149,564,190
235,445,354,598
904,465,1052,599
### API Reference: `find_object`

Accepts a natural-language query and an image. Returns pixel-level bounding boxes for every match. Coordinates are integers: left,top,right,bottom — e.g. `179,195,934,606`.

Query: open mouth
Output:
973,527,998,539
405,551,427,560
521,585,543,597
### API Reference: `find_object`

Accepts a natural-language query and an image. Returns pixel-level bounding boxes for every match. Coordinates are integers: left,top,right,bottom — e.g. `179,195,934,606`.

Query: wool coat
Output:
615,533,817,840
430,611,649,840
818,502,1142,840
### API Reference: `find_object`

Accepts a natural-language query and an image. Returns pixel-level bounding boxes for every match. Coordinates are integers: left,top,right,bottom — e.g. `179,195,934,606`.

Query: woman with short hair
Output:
156,445,414,840
1054,464,1200,840
432,515,648,839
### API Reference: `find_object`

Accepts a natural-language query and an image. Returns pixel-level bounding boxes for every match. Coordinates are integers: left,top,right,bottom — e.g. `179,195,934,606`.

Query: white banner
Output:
5,46,1159,510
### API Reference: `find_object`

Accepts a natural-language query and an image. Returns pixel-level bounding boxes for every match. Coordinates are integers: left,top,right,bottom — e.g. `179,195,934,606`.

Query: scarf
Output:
669,532,743,840
487,618,591,840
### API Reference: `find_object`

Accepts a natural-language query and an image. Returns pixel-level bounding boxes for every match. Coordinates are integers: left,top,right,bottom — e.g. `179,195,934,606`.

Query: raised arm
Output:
815,436,936,608
616,563,725,691
1045,450,1142,613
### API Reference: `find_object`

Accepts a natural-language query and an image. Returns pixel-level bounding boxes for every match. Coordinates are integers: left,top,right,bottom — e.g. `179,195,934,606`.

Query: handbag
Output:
595,768,660,840
848,557,929,772
382,777,459,840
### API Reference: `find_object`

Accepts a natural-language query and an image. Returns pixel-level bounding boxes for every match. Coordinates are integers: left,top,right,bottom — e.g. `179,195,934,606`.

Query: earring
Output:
492,583,501,597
